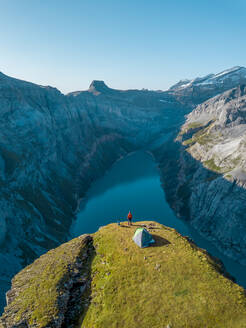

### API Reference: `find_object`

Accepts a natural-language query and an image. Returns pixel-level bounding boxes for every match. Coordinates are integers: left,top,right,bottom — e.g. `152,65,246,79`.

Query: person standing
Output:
127,210,133,226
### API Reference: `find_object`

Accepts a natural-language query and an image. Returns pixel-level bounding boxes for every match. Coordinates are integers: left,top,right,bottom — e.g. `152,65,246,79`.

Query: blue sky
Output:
0,0,245,93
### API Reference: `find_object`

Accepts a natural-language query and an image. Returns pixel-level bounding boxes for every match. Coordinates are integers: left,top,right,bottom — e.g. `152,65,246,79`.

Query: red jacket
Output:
128,212,132,220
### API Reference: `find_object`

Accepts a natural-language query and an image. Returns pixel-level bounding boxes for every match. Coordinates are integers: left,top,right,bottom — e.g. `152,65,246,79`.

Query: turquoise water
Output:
71,151,246,288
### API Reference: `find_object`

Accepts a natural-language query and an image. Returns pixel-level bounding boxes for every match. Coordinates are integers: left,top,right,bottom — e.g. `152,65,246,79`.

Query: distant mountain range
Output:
170,66,246,91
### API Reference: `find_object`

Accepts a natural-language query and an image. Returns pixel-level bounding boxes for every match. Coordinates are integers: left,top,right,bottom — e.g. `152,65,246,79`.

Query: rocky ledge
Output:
1,221,246,328
0,235,94,328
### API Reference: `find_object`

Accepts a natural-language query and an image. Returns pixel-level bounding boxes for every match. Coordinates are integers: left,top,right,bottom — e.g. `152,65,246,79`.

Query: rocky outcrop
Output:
154,85,246,264
1,221,246,328
0,66,245,310
0,234,94,328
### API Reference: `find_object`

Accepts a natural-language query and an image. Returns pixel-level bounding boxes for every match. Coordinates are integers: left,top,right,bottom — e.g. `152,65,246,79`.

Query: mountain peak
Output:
0,71,7,79
169,66,246,91
88,80,110,94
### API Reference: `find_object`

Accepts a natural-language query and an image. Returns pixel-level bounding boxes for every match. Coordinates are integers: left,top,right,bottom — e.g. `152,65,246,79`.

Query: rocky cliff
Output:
1,221,246,328
0,72,188,309
0,67,245,310
154,84,246,264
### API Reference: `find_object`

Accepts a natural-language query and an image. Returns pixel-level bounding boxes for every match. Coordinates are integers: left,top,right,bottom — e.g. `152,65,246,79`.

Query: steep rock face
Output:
0,234,94,328
0,74,186,309
0,67,245,310
155,85,246,264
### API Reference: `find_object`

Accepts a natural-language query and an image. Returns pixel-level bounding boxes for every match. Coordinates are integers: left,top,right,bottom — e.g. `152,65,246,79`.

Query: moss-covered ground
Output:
2,221,246,328
179,122,204,136
0,235,91,327
81,222,246,328
203,158,222,173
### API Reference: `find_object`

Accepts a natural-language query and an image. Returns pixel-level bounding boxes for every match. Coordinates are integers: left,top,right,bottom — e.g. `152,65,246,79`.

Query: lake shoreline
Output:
71,150,246,289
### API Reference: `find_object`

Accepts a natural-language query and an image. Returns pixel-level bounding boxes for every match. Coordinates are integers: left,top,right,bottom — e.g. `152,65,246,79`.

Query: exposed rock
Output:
155,84,246,264
0,235,94,328
0,71,183,309
0,66,244,311
169,66,246,106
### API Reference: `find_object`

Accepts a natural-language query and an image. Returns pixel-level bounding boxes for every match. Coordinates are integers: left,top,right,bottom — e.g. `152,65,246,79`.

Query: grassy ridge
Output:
0,235,91,327
81,222,246,328
1,221,246,327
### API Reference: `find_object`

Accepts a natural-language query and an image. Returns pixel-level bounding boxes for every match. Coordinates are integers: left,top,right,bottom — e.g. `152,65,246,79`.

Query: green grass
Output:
186,122,204,129
183,138,195,146
2,221,246,328
184,124,216,147
0,235,90,327
225,174,233,180
196,134,214,145
203,159,222,173
203,156,241,174
181,121,218,149
81,222,246,328
180,122,204,136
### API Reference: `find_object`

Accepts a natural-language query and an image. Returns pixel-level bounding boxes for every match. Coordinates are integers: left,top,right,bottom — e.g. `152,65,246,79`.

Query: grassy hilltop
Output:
1,221,246,328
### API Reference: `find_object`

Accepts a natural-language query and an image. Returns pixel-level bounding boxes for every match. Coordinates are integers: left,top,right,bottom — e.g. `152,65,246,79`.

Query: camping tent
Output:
132,228,155,248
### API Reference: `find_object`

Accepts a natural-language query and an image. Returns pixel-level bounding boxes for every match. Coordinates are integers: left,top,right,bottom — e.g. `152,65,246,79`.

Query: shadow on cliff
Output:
152,138,244,223
151,137,246,275
62,241,96,328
